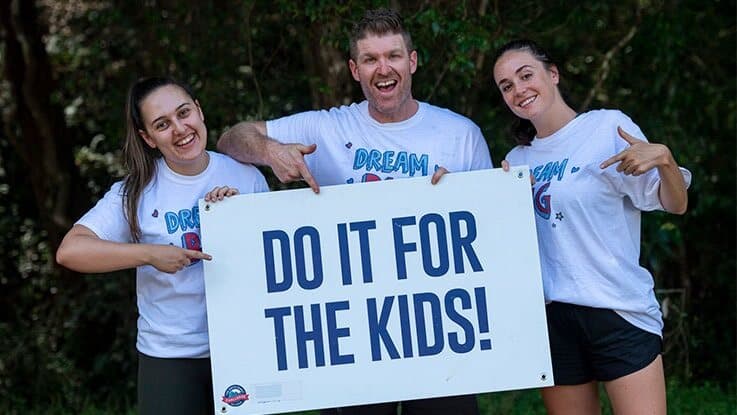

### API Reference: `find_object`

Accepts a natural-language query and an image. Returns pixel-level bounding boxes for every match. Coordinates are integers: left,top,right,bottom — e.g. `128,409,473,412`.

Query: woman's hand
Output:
147,244,212,274
501,159,536,185
56,225,214,273
204,186,239,202
601,126,688,214
600,127,672,176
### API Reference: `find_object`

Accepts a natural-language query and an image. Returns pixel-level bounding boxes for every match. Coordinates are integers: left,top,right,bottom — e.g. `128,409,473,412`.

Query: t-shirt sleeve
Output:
75,181,132,242
251,166,270,193
223,159,270,194
265,111,325,146
505,146,526,167
602,111,692,211
468,125,493,169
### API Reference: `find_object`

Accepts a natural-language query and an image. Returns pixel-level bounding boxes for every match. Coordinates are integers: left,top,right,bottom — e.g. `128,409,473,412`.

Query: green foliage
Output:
478,389,546,414
2,382,734,414
665,381,737,415
0,0,733,409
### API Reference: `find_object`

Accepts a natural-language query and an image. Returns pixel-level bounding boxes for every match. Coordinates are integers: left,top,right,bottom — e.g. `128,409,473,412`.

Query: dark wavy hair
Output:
122,77,196,242
492,39,560,146
349,8,413,60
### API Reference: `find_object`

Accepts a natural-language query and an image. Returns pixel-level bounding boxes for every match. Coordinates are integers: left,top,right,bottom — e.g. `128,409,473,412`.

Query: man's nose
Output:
377,58,391,74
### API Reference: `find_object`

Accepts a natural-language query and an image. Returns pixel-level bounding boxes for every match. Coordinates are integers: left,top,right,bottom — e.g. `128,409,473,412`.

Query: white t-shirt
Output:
266,100,493,185
76,151,269,358
506,109,692,336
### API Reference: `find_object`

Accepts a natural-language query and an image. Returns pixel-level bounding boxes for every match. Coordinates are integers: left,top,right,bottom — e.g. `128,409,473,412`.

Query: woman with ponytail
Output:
493,40,690,414
56,77,268,414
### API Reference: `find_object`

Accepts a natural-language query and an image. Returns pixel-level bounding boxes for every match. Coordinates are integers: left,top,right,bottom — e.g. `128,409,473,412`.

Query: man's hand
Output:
268,142,320,193
218,121,321,193
430,166,449,185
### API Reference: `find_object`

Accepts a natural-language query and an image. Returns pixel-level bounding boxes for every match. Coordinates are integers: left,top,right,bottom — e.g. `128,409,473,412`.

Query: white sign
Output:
200,167,552,415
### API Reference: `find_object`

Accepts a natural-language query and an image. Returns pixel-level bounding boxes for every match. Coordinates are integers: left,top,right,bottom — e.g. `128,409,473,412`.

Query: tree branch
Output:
244,2,264,119
579,9,642,111
424,59,450,103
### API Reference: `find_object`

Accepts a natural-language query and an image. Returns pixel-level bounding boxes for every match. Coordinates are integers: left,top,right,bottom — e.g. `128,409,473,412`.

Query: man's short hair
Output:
349,8,414,60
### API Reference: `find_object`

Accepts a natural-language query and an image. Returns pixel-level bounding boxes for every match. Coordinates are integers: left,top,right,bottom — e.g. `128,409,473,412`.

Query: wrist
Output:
263,139,285,166
137,244,155,267
656,144,675,168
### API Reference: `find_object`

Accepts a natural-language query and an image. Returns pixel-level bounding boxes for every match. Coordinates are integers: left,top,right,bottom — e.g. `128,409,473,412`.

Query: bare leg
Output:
541,381,601,415
604,355,666,415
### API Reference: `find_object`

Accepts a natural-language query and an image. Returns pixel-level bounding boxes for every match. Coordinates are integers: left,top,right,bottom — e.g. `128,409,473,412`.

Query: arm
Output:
216,121,272,165
654,147,689,214
217,121,320,192
56,224,211,274
600,126,688,214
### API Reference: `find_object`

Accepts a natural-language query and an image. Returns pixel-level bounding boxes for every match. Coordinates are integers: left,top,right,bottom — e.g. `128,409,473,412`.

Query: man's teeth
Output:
376,80,397,88
519,96,537,107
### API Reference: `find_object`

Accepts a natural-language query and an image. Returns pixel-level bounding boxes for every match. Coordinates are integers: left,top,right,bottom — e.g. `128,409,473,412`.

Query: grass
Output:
296,382,736,415
480,382,736,415
3,381,734,414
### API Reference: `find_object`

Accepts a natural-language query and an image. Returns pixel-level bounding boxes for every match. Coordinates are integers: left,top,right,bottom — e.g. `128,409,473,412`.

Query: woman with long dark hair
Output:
56,77,268,414
493,40,690,414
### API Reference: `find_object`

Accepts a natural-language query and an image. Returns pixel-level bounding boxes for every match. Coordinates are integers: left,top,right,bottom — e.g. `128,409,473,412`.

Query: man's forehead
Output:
356,32,407,53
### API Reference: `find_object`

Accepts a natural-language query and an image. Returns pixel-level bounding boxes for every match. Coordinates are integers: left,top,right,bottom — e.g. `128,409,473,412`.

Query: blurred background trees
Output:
0,0,734,411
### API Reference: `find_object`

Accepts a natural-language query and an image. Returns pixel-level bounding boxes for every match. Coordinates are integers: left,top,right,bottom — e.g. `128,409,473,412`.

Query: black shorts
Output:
546,302,662,385
319,394,478,415
137,352,214,415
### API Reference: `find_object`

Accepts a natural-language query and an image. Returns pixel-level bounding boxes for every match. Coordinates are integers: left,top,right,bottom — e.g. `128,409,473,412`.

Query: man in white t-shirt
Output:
218,8,492,193
218,8,492,415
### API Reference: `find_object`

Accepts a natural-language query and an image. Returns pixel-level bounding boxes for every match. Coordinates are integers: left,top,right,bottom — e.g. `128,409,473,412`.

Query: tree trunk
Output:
299,20,355,109
0,0,87,253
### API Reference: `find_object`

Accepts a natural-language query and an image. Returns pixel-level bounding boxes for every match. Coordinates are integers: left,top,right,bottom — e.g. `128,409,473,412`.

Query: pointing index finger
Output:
600,150,625,169
186,250,212,261
299,166,320,194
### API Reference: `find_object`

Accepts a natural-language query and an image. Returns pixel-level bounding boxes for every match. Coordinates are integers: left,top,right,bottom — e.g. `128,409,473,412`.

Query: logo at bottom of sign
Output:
222,384,250,407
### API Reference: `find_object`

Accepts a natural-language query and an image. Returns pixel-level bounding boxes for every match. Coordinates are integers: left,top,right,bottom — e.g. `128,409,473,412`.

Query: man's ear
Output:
349,59,360,82
139,129,157,149
409,50,418,74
